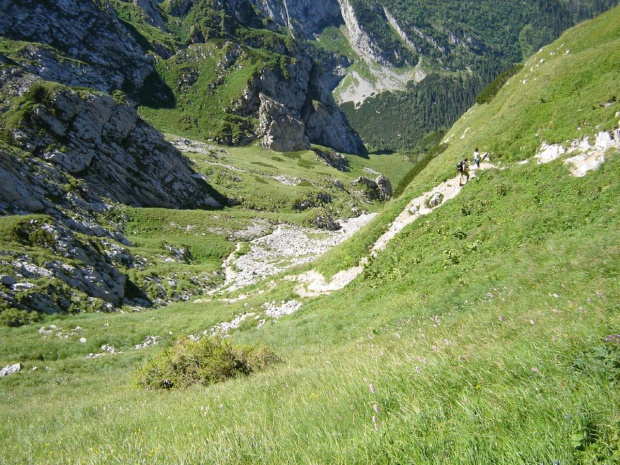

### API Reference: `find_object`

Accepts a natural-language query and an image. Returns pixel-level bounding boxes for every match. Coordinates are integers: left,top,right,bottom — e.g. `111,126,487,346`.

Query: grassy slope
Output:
1,7,620,464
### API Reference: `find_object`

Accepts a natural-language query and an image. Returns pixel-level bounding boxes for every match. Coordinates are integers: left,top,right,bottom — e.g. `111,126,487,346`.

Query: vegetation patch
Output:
135,336,281,389
393,143,448,197
476,63,524,105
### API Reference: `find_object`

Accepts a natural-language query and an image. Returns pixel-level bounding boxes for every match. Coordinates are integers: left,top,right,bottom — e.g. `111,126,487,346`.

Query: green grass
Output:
2,151,620,460
2,6,620,464
182,143,412,220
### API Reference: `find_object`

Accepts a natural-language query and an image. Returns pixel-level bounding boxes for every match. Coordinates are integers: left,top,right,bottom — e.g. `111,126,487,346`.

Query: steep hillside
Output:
73,0,619,153
318,0,620,151
1,6,619,464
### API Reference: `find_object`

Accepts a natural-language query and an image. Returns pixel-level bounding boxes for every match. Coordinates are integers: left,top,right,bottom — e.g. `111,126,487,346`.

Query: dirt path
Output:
210,126,618,302
291,163,492,297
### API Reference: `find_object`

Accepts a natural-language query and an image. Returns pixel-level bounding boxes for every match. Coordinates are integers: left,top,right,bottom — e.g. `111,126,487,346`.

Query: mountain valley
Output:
1,1,620,463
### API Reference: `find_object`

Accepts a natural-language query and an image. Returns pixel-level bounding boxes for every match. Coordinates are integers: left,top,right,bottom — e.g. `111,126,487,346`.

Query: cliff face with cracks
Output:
0,0,154,93
2,84,222,212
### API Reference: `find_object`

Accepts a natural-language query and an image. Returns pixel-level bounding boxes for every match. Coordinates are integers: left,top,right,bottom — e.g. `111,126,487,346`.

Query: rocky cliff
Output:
1,80,222,213
0,0,154,94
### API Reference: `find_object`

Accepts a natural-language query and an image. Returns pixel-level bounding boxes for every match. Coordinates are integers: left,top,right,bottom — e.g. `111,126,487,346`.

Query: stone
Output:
315,214,341,231
258,94,310,152
0,363,23,377
428,192,444,208
0,275,16,287
352,175,392,202
375,175,393,200
333,179,345,190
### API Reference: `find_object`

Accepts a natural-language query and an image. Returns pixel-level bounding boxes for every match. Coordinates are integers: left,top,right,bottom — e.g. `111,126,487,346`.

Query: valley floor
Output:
1,130,619,464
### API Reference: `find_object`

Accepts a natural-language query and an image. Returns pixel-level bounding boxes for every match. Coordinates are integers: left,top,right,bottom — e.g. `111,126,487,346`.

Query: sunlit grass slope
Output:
1,7,620,464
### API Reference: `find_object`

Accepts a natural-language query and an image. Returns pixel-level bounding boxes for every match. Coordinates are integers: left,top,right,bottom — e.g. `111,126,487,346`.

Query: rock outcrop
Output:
0,0,154,93
352,175,393,201
3,84,222,211
134,0,167,30
230,50,364,153
258,94,310,152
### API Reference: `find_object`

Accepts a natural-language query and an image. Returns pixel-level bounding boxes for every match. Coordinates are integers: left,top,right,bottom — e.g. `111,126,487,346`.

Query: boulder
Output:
428,192,443,208
0,363,23,377
258,94,310,152
352,175,392,201
375,175,393,200
315,214,341,231
0,275,16,287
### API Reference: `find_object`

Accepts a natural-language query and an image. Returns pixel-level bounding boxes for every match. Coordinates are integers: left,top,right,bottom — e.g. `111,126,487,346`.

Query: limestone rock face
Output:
233,54,364,153
352,175,393,201
0,218,150,314
6,86,222,211
258,94,310,152
250,0,343,36
133,0,167,30
375,175,393,200
0,0,153,93
304,100,365,155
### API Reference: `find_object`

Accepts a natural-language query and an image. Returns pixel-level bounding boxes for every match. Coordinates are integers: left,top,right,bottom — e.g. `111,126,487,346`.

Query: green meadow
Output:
1,6,620,464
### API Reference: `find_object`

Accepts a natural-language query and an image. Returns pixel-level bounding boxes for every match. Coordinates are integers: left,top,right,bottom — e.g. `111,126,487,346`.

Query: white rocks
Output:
135,336,160,349
262,300,303,318
534,129,620,176
12,283,38,291
535,142,566,164
217,214,376,292
564,153,606,177
86,344,121,359
272,174,302,186
210,313,255,335
0,363,23,377
428,192,444,208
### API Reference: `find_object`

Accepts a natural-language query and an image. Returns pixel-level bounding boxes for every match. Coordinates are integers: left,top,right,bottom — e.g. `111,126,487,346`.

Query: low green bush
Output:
135,336,281,389
476,64,524,105
0,309,42,327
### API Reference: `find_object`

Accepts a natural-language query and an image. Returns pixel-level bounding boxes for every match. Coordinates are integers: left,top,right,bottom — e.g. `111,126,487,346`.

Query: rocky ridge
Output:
0,0,154,93
2,81,222,213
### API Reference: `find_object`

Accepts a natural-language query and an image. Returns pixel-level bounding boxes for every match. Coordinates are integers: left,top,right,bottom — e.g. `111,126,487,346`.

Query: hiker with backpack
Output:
457,158,469,185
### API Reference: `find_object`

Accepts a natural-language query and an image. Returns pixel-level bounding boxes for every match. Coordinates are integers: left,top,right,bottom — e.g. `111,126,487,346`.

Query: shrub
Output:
476,64,524,105
0,309,42,327
135,337,281,390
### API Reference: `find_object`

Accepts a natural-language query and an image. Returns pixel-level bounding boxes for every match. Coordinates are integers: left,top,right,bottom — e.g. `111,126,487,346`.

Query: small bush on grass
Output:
135,337,281,389
0,308,42,327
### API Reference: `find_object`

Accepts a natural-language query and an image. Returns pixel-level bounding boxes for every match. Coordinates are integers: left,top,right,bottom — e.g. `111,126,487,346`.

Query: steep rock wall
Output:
0,0,154,93
4,85,222,211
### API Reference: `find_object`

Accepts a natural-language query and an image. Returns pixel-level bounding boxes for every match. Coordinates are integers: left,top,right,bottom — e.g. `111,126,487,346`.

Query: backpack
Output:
456,161,462,172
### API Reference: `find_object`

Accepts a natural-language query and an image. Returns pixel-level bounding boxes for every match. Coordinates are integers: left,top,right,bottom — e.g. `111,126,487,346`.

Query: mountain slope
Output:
1,6,619,464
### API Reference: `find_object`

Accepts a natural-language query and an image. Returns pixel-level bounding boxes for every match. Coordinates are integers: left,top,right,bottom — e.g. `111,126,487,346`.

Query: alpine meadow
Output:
1,0,620,463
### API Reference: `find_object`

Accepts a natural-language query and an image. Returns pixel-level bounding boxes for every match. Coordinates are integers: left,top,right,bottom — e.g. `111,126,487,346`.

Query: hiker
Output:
457,158,469,185
473,148,481,169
